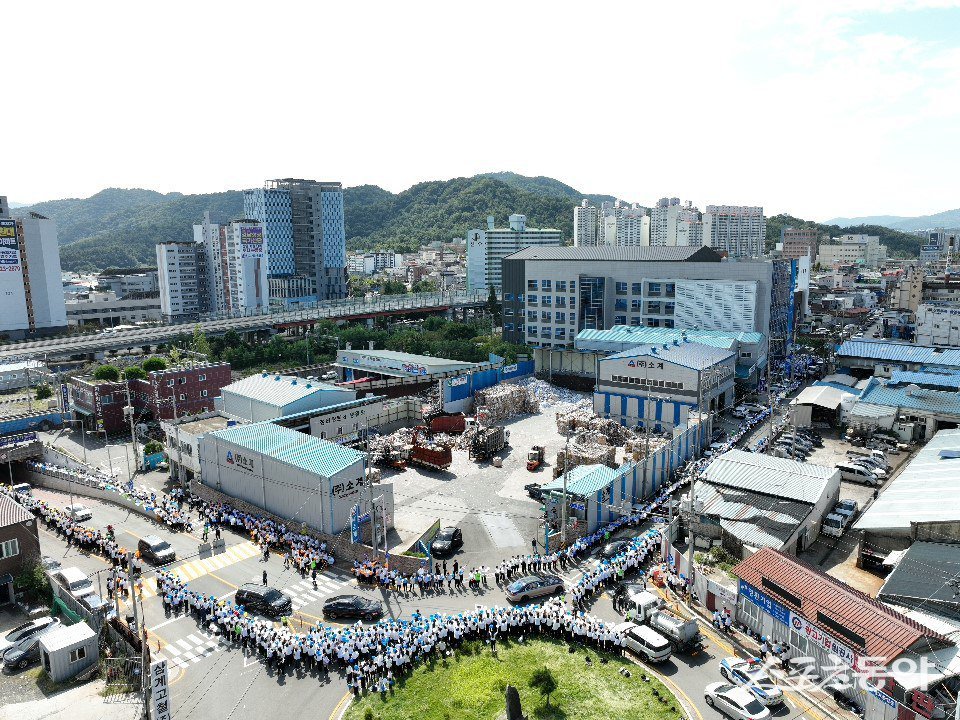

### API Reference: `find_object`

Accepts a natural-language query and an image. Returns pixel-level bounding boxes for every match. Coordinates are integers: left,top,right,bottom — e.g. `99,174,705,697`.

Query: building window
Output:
569,296,575,308
555,312,565,323
648,282,661,296
200,390,208,398
527,280,538,291
631,299,641,310
665,283,676,297
0,538,19,559
505,323,514,332
615,315,627,325
179,394,186,401
616,282,628,295
570,281,576,292
542,327,552,338
555,328,566,339
630,317,643,327
504,308,514,316
740,596,761,625
527,295,537,305
198,374,206,381
528,326,538,337
69,647,87,663
541,280,551,290
527,311,537,321
555,297,566,308
518,294,525,303
632,282,642,295
615,299,627,311
542,295,552,306
556,281,567,292
178,377,187,385
504,293,514,302
167,379,175,387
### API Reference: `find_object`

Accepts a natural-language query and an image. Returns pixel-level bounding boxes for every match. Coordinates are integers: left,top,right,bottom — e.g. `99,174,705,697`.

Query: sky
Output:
6,0,960,221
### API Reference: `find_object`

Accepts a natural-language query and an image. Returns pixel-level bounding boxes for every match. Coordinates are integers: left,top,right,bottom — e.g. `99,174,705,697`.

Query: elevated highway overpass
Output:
0,291,487,361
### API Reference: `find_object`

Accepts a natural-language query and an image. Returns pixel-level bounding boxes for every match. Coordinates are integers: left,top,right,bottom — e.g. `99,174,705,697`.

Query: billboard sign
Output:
240,225,264,259
738,580,790,626
0,220,20,272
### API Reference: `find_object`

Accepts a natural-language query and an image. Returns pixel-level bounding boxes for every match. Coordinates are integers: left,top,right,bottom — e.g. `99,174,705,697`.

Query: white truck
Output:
616,586,704,654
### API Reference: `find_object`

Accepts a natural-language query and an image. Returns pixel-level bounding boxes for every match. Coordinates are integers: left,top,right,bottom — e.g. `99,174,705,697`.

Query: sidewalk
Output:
0,679,144,720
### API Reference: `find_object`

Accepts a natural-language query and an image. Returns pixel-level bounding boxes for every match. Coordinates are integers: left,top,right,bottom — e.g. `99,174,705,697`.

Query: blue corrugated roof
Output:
209,422,365,476
837,340,960,369
221,373,347,406
575,326,765,350
813,380,865,393
541,464,620,496
889,370,960,390
857,377,960,416
603,341,735,370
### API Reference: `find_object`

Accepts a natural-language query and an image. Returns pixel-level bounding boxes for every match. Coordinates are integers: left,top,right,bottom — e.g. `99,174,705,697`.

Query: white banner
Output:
150,659,172,720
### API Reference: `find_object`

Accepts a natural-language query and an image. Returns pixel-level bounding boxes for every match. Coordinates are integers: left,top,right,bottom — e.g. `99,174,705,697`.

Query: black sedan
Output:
322,595,384,621
525,483,544,501
3,636,42,671
601,540,632,559
430,526,463,556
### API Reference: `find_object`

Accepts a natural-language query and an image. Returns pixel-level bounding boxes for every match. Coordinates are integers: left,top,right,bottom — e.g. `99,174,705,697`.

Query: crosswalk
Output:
159,629,224,669
282,576,354,611
138,541,261,598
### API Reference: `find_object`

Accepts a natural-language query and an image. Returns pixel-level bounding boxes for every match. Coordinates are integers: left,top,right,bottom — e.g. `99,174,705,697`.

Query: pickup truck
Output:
615,585,704,654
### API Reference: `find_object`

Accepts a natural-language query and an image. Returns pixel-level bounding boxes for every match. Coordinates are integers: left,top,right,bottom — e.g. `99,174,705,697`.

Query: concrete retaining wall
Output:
22,468,159,523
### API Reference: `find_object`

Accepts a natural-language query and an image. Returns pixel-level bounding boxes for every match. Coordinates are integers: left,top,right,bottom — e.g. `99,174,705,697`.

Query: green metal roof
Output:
541,464,620,497
210,422,365,477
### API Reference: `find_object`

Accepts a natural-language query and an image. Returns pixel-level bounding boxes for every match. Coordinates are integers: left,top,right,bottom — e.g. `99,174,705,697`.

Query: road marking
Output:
328,691,352,720
176,639,192,650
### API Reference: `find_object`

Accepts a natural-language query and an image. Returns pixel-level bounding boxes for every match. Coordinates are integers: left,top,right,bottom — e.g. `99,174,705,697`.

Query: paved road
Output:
30,480,838,720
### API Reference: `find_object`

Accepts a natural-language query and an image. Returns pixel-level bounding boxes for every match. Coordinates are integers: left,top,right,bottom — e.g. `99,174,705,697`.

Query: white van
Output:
615,621,672,663
54,567,96,600
836,462,879,486
822,513,848,538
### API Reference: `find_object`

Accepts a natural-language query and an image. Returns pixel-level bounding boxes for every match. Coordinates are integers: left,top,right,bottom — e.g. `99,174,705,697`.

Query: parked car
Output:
834,499,859,520
836,462,879,486
849,461,886,479
64,503,93,522
235,583,292,618
505,574,565,603
322,595,383,621
54,567,96,600
821,513,848,538
2,635,44,671
138,535,176,565
615,621,672,663
0,617,60,655
704,682,771,720
40,555,62,572
719,657,784,706
430,526,463,557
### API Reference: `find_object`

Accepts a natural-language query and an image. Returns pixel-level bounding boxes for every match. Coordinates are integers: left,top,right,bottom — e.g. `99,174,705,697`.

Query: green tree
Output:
142,356,167,372
411,279,438,293
192,325,211,357
487,286,501,325
143,440,164,456
93,364,121,382
169,347,182,366
380,280,408,296
123,366,148,381
529,666,558,707
34,383,53,401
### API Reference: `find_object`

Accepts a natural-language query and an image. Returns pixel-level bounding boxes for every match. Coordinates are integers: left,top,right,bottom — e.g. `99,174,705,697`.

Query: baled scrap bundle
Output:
473,383,538,424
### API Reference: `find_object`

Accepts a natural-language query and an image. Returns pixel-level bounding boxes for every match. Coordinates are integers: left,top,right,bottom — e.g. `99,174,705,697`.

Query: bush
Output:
93,365,121,382
143,440,164,456
123,366,147,381
35,384,53,401
15,562,52,606
141,357,167,372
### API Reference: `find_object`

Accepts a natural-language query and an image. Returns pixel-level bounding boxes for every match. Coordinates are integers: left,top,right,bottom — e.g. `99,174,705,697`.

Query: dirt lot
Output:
798,432,913,596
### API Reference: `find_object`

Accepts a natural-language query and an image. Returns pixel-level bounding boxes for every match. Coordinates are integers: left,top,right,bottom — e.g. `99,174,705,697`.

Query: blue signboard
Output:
738,580,790,626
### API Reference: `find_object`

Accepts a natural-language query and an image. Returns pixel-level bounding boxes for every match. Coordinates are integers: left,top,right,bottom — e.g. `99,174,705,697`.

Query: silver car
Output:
505,574,564,603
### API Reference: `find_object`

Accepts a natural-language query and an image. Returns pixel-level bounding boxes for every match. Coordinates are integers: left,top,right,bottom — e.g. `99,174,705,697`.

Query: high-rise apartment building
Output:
242,179,347,304
598,204,650,247
222,220,269,313
194,211,227,313
0,197,67,339
780,226,819,263
157,240,211,322
574,200,599,247
466,214,562,293
649,198,701,247
703,205,765,258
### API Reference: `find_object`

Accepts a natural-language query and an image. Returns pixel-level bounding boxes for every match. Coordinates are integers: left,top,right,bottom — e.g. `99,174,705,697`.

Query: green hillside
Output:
765,213,922,258
16,173,593,272
478,171,620,206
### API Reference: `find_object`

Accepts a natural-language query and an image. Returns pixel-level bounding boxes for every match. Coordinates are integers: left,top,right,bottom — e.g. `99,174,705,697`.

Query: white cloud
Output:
4,0,960,220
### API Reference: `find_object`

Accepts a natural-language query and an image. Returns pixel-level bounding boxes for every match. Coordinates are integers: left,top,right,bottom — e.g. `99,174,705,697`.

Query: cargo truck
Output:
616,586,704,654
427,412,468,434
404,426,453,471
470,425,507,461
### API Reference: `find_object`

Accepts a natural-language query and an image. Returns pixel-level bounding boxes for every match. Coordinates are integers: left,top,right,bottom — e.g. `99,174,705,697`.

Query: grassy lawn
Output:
344,637,681,720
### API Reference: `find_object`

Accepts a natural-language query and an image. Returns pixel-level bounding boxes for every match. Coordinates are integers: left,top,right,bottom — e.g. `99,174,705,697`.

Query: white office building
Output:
222,220,269,313
0,199,67,339
466,214,562,293
817,234,888,269
703,205,766,258
649,198,701,247
574,200,599,247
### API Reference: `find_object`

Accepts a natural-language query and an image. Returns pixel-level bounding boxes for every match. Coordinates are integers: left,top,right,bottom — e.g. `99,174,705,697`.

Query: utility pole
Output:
766,344,774,453
170,389,183,486
560,430,570,548
124,380,140,478
688,367,704,578
365,425,378,557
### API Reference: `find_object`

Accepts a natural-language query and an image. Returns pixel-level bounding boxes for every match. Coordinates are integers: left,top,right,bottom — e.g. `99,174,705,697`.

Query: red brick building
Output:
70,362,232,434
